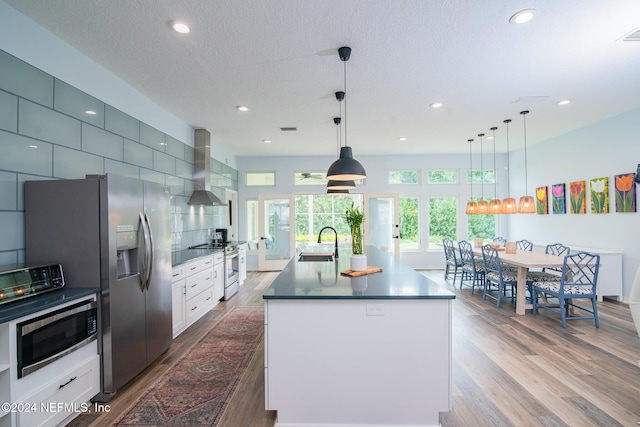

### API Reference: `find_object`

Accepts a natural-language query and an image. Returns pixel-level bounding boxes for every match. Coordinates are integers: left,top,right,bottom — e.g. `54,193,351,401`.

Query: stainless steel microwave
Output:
16,299,98,378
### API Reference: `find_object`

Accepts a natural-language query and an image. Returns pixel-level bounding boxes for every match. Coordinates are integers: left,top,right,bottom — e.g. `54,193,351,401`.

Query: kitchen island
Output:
263,246,455,427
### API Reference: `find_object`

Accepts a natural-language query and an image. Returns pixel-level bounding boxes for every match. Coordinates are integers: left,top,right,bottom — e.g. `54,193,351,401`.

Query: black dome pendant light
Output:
326,46,367,181
327,91,355,192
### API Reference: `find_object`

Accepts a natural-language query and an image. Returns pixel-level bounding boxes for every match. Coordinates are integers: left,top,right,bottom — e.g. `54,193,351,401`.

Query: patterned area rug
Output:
114,306,264,426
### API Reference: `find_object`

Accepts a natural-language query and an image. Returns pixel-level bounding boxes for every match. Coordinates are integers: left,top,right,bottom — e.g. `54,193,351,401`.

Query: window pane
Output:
246,199,259,250
399,197,419,249
246,172,275,186
294,171,327,186
389,170,419,184
427,170,457,184
428,196,457,247
467,198,496,240
466,169,495,183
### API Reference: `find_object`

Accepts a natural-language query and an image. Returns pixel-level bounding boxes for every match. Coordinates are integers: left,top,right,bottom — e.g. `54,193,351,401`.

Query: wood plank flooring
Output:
70,270,640,427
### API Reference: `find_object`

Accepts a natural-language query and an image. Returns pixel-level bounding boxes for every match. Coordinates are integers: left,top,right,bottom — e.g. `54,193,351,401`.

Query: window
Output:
427,169,457,184
466,169,495,183
399,197,419,249
245,172,275,186
467,198,496,241
428,196,457,247
294,172,327,186
389,170,419,184
294,194,361,249
246,199,259,250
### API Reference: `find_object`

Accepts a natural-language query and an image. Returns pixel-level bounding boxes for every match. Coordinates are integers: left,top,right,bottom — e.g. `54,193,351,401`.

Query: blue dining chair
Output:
527,243,570,282
443,238,462,285
492,236,507,247
481,244,517,308
516,239,533,251
458,240,485,294
531,252,600,328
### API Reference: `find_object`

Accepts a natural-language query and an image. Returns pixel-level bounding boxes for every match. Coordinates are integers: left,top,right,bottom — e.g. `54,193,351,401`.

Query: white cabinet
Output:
238,243,247,286
172,252,224,338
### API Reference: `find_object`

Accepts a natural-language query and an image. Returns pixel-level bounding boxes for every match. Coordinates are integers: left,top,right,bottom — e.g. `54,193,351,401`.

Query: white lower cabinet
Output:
172,252,224,338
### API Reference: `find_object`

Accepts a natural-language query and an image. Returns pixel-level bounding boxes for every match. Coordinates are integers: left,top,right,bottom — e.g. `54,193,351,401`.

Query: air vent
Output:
511,96,549,104
280,127,297,132
622,28,640,41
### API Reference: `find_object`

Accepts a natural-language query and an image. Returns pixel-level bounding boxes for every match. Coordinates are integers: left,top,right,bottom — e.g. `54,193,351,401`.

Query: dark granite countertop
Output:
0,287,100,324
263,246,455,300
172,241,247,267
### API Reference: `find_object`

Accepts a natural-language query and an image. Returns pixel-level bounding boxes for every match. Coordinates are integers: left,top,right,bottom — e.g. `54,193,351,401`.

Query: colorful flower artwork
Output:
614,173,636,212
552,183,566,214
536,186,548,215
569,180,586,214
590,177,609,214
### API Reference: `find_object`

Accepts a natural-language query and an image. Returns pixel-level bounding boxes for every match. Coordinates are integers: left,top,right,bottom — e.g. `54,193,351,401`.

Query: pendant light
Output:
501,119,517,214
465,138,478,214
477,133,489,214
517,110,536,213
327,102,355,192
488,126,502,214
326,46,367,181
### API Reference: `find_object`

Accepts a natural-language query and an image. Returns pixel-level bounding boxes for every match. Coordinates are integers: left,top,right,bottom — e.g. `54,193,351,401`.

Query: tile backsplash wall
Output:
0,49,236,265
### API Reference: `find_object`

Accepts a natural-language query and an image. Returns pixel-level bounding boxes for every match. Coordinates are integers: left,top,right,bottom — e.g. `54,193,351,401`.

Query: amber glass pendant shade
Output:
502,197,517,214
518,195,536,213
489,199,502,214
465,201,478,214
477,200,489,213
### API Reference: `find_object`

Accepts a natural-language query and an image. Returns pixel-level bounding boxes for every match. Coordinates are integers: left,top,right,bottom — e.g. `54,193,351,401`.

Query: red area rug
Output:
115,306,264,426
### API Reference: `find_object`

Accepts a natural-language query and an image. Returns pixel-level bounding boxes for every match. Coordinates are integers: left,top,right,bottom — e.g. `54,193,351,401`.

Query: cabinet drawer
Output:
186,288,214,324
172,266,184,282
213,252,224,264
185,269,213,300
17,355,99,427
184,256,214,276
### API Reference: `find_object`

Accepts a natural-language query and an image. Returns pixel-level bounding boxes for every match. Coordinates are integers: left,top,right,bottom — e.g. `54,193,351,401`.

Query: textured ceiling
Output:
4,0,640,156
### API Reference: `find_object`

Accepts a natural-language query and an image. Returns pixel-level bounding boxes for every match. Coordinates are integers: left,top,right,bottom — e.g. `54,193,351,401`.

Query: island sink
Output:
297,252,334,262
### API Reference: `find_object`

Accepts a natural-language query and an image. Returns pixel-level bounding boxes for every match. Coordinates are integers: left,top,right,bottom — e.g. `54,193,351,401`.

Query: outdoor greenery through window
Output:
466,169,495,183
427,169,457,184
389,170,419,184
399,197,419,249
428,196,457,248
294,194,363,250
467,197,496,241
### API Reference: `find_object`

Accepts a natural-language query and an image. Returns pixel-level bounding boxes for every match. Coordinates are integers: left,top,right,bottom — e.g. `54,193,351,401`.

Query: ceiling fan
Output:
299,172,326,180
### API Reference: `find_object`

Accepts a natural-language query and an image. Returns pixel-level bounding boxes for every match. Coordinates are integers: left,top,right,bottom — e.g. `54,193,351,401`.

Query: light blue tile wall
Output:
0,49,238,264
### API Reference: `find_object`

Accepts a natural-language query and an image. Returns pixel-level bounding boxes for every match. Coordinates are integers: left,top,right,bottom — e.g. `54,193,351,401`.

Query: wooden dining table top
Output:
471,247,565,268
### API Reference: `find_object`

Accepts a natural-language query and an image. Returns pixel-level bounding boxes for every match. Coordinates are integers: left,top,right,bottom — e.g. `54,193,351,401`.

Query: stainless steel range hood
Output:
188,129,224,206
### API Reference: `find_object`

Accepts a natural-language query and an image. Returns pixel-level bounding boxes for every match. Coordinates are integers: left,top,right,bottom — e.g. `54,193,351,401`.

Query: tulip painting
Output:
536,186,548,214
552,183,566,214
569,180,586,214
590,177,609,214
615,173,636,212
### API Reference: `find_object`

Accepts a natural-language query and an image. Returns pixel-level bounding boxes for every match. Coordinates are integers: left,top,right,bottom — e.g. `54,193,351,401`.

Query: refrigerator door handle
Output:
139,212,149,292
144,211,154,291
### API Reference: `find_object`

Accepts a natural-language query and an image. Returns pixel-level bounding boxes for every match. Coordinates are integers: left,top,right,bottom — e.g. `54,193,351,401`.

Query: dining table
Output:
471,247,565,315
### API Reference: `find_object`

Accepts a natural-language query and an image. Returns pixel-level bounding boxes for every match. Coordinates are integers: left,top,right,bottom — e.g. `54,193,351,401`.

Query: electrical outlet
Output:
366,303,384,316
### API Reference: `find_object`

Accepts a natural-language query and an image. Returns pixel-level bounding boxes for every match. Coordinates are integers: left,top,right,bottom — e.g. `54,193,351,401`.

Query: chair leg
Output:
496,282,502,308
444,264,450,279
592,297,600,328
560,297,567,328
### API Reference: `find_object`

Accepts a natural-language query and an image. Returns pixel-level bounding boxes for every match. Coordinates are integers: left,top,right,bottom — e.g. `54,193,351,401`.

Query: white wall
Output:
507,108,640,300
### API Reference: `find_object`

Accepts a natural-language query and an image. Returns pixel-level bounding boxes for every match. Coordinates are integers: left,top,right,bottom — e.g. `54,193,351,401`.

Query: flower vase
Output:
350,254,368,272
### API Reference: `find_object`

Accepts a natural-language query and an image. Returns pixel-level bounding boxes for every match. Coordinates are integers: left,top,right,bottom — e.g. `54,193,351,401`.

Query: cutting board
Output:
340,266,382,277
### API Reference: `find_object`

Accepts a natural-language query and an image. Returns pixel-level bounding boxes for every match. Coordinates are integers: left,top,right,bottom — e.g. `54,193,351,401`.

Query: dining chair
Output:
527,243,570,282
443,238,462,285
492,236,507,247
531,252,601,328
516,239,533,251
481,244,517,308
458,240,485,294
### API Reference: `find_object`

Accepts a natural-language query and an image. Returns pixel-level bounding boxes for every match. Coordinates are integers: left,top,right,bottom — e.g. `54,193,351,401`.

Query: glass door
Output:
364,193,400,259
258,194,295,271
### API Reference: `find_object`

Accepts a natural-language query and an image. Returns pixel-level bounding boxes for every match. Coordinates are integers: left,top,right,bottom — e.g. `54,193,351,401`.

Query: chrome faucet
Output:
317,226,339,259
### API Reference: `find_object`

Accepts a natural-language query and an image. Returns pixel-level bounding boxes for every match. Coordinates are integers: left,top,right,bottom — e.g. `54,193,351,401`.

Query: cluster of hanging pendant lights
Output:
466,110,535,215
326,46,366,192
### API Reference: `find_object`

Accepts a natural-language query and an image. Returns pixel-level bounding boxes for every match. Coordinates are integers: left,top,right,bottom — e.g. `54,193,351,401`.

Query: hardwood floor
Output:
70,270,640,427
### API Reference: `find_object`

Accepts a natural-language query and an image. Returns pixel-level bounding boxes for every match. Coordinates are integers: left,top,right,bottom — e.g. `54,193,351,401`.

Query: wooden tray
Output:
340,266,382,277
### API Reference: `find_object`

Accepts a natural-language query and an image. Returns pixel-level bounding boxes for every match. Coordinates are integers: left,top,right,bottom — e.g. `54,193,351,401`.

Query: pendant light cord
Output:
468,139,474,199
521,110,529,195
343,60,348,148
491,127,498,199
478,133,485,199
504,119,511,197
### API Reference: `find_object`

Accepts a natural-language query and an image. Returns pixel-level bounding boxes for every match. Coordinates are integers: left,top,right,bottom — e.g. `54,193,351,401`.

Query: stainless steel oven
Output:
224,247,239,300
16,299,98,378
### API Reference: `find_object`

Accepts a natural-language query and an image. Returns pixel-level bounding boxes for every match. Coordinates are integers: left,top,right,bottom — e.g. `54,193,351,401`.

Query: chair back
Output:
545,243,570,272
443,238,459,267
492,236,506,247
560,252,600,294
458,240,474,267
482,244,506,278
516,239,533,251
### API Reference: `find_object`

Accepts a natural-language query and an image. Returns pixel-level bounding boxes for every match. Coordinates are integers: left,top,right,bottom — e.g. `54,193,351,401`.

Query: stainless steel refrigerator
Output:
25,174,172,402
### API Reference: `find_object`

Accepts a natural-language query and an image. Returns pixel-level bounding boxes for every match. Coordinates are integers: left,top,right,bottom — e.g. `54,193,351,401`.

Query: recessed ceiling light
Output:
171,21,190,34
29,145,38,149
430,102,443,108
263,139,272,144
399,137,408,141
557,99,572,106
85,110,96,115
509,9,536,24
236,105,249,112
